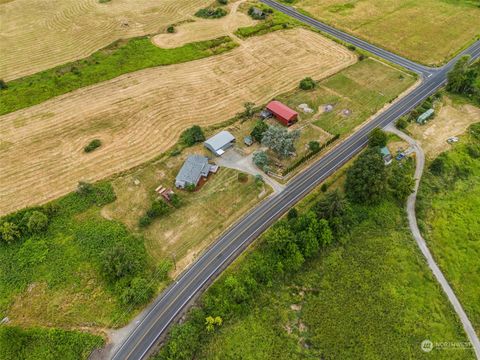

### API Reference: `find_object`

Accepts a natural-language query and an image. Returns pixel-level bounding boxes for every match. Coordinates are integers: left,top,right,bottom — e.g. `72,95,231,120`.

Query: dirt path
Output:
0,29,356,216
385,124,480,358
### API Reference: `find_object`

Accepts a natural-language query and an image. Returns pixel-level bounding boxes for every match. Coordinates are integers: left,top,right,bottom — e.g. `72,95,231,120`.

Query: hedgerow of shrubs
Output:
195,7,227,19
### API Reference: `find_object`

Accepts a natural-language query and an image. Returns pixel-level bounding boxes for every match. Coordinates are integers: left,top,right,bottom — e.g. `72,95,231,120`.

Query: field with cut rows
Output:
0,0,211,80
0,28,356,215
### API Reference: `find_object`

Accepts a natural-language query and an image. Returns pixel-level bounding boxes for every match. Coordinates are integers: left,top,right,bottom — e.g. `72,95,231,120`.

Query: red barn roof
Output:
266,101,298,123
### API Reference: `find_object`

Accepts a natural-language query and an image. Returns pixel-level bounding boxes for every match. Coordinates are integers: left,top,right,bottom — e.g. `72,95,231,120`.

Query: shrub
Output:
167,25,175,33
250,120,268,142
467,144,480,158
321,183,328,192
238,102,255,119
217,0,228,4
368,128,388,148
347,45,356,51
77,181,94,195
308,140,320,153
429,156,446,176
287,208,298,220
253,151,269,168
237,172,248,183
358,54,366,61
101,244,140,281
140,200,170,227
0,79,7,90
120,277,154,306
395,117,409,130
0,222,20,244
299,77,316,90
185,183,196,192
470,122,480,140
139,215,152,228
83,139,102,153
195,7,227,19
180,125,205,146
27,211,49,234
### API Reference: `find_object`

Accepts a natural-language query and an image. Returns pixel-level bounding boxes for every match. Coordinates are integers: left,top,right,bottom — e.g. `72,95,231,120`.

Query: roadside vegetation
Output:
0,182,163,329
0,36,237,116
288,0,480,65
154,139,471,359
0,326,103,360
416,122,480,335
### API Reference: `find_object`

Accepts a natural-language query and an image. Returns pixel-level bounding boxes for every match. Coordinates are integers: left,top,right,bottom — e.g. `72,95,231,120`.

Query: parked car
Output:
395,153,405,161
447,136,459,144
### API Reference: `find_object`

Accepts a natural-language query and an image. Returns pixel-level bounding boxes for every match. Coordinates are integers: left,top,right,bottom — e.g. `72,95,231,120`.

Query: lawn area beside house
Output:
103,146,270,277
416,121,480,336
291,0,480,65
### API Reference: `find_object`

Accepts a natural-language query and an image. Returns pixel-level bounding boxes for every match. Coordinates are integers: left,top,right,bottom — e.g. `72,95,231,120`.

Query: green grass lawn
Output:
292,0,480,65
0,325,103,360
196,201,471,359
0,183,161,329
417,124,480,336
276,58,415,136
0,36,237,116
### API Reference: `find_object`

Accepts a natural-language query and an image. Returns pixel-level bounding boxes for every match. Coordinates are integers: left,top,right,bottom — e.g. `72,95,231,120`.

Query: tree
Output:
101,244,140,281
447,55,477,95
205,316,223,332
180,125,205,146
261,126,300,158
224,275,248,303
0,79,7,90
395,117,409,130
0,222,20,244
27,211,49,233
167,25,175,33
287,208,298,220
368,128,388,148
345,148,388,204
253,151,269,169
265,223,304,272
238,102,255,119
120,277,154,306
84,139,102,153
429,155,446,176
308,140,320,153
299,77,316,90
250,120,268,142
388,163,415,203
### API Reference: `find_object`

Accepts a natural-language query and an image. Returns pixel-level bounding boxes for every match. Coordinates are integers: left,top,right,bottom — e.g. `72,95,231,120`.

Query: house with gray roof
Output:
175,154,211,189
204,131,235,156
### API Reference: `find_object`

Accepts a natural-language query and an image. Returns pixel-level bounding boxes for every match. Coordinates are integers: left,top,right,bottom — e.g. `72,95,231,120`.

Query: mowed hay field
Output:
0,0,211,80
0,29,356,216
294,0,480,65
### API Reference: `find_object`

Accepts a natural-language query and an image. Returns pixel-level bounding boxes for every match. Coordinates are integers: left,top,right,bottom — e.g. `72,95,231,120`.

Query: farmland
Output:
0,0,212,80
292,0,480,65
0,28,357,216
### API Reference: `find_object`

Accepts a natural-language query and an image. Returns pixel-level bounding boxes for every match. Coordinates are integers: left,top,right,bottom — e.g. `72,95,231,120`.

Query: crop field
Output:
152,0,257,49
0,28,356,216
0,0,212,80
293,0,480,65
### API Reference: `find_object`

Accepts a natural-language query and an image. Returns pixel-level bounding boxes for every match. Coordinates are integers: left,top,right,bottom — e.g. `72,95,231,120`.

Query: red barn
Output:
266,101,298,126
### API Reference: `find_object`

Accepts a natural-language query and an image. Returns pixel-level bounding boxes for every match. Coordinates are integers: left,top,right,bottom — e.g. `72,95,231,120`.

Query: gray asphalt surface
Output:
111,2,480,359
386,125,480,358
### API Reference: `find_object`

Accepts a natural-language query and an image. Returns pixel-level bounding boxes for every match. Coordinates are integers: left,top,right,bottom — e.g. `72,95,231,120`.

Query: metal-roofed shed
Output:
204,131,235,156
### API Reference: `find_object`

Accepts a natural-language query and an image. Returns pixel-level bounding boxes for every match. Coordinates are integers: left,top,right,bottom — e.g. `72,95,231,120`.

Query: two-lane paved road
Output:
112,3,480,359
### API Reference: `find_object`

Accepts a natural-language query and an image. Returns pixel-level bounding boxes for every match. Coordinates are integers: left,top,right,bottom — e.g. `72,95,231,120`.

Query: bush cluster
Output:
282,134,340,176
299,77,316,90
139,199,171,227
180,125,205,147
195,7,228,19
84,139,102,153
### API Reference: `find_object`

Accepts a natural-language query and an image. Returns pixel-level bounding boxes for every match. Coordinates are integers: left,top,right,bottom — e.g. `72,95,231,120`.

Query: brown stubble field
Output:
0,28,356,215
0,0,211,80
